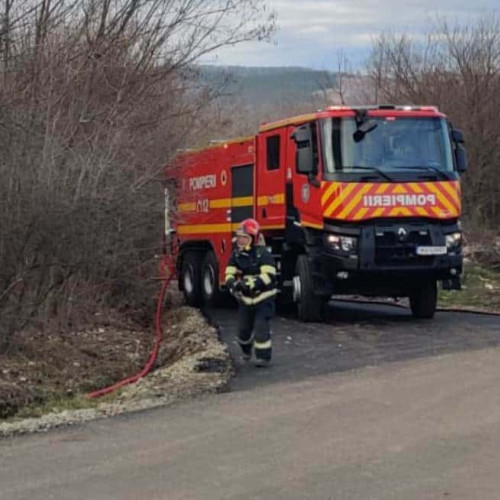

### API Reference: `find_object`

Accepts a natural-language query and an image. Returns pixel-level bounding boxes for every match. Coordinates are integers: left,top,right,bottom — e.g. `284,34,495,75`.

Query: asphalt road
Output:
1,301,500,500
209,300,500,391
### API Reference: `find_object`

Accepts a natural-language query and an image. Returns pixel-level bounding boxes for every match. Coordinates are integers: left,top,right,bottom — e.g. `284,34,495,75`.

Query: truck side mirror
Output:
455,145,467,173
451,128,464,144
292,124,314,174
291,124,311,144
450,128,467,173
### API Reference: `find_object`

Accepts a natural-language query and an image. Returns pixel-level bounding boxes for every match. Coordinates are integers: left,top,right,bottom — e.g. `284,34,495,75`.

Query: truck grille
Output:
374,225,434,267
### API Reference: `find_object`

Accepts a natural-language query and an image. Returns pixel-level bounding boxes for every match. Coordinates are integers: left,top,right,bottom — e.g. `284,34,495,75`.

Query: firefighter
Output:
225,218,277,367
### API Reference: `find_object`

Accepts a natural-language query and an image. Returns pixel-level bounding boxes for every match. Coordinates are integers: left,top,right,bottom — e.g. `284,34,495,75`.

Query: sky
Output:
202,0,499,70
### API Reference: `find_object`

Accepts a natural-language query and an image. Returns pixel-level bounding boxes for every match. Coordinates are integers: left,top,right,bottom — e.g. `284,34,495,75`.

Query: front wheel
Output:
409,280,437,319
294,255,323,322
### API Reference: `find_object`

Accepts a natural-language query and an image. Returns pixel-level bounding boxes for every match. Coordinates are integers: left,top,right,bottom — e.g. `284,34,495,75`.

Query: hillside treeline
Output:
0,0,273,351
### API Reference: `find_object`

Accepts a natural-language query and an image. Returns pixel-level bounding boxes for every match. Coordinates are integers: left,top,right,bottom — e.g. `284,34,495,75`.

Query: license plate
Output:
416,246,447,256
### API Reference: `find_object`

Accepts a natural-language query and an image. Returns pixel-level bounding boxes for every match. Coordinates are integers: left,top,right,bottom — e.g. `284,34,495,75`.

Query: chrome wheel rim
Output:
292,275,301,302
203,267,215,297
184,268,194,294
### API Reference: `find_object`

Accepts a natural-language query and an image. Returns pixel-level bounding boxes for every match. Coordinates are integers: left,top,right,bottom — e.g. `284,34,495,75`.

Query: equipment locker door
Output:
256,130,287,229
230,164,254,224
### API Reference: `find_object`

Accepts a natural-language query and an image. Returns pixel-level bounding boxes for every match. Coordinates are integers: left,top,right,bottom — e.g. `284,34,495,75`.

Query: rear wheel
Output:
294,255,323,322
201,251,221,306
181,252,203,307
409,280,437,319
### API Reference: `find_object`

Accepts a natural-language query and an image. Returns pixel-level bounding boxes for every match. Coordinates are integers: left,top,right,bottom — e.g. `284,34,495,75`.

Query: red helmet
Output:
236,218,260,242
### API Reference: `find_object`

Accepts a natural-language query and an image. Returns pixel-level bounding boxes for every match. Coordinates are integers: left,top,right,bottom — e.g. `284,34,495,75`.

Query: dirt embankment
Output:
0,302,232,435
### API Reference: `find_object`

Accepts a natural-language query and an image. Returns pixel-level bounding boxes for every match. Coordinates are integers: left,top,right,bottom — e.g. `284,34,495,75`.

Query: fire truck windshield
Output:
321,117,454,177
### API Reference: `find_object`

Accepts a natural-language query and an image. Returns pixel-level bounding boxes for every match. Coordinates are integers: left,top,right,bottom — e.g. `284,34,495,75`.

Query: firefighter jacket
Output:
225,244,277,305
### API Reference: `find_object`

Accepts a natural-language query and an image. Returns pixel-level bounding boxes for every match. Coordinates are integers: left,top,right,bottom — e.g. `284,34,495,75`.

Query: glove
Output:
233,280,251,296
227,278,236,294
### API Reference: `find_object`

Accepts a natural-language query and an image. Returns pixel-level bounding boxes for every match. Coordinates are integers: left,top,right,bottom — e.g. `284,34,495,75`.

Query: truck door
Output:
256,130,287,230
286,121,323,229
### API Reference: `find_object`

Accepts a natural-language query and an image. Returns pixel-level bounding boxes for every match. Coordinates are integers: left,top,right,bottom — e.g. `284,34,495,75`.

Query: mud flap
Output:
442,277,461,290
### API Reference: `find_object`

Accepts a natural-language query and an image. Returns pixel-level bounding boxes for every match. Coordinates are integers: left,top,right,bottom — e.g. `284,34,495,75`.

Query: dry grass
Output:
0,298,230,421
439,262,500,312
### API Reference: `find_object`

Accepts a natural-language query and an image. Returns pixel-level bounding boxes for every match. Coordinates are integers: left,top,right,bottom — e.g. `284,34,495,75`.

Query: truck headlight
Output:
340,236,357,252
325,234,358,253
326,234,341,249
445,232,462,251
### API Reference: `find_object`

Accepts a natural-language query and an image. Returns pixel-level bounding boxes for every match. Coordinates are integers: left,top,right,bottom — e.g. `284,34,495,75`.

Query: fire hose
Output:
331,297,500,316
86,253,499,398
86,255,174,399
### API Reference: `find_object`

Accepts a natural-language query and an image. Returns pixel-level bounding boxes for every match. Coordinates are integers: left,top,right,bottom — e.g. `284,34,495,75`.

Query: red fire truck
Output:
166,105,467,321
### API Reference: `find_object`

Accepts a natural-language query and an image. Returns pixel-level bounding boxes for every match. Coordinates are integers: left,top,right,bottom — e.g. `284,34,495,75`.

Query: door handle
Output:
262,208,267,218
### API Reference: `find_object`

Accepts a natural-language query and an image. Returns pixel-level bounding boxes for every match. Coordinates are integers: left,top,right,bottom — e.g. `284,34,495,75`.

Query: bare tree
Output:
316,50,349,106
316,50,372,106
0,0,275,351
367,14,500,229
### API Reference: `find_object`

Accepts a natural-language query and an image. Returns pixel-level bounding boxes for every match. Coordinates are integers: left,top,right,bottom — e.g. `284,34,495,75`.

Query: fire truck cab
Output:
168,105,467,321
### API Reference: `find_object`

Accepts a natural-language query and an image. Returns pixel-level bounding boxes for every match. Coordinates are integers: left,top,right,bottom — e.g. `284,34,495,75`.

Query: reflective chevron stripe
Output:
321,180,461,221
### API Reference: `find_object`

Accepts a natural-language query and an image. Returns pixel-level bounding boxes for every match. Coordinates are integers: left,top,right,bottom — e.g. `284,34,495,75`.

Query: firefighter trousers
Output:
237,298,275,361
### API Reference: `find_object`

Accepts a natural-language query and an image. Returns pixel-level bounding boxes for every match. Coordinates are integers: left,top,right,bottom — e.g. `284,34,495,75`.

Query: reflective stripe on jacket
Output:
225,244,277,305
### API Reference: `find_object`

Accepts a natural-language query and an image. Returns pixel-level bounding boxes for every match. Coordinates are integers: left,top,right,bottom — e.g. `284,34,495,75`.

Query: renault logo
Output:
397,227,408,241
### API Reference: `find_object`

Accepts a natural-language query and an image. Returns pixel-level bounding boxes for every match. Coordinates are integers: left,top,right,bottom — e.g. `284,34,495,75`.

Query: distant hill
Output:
199,65,336,106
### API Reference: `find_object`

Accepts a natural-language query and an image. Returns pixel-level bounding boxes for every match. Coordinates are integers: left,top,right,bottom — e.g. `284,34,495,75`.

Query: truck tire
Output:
181,251,203,307
409,280,437,319
201,251,221,306
294,255,322,322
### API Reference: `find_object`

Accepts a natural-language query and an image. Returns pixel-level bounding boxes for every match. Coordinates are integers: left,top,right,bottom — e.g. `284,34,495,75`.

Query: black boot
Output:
254,346,272,368
237,337,253,361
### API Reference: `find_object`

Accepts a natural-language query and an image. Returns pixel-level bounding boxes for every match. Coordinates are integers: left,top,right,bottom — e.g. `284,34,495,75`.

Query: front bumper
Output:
314,219,463,295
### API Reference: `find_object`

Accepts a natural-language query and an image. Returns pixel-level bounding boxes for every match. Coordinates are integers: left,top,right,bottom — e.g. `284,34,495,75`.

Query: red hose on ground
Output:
86,256,174,399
